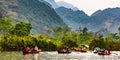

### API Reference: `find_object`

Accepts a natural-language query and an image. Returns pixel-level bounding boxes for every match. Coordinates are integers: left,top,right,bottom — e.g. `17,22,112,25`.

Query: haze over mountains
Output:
45,0,78,11
57,1,78,11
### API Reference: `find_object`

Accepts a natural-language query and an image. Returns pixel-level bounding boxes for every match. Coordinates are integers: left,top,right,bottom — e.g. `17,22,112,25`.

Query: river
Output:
0,51,120,60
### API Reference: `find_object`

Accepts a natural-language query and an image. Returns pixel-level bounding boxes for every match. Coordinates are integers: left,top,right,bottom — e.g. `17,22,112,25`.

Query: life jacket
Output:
25,47,29,54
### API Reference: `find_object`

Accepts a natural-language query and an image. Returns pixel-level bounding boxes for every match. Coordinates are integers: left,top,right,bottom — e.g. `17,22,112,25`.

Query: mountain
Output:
56,7,120,34
57,1,78,11
0,0,67,35
109,16,120,33
38,0,52,7
44,0,120,33
55,7,89,29
44,0,58,8
88,8,120,32
91,10,102,17
44,0,78,11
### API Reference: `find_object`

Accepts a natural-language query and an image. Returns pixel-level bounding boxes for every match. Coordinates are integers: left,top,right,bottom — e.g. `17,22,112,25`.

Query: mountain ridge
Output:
55,7,89,29
56,7,120,33
0,0,67,35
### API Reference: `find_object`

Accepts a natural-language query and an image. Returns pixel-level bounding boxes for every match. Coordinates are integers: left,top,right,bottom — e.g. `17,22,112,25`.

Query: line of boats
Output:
57,47,87,54
93,48,111,55
57,47,111,55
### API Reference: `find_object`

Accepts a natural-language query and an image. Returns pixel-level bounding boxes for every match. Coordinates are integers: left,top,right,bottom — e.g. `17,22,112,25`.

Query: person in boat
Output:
104,49,111,55
108,49,111,54
104,49,109,55
32,45,41,60
22,45,30,60
98,48,111,55
98,48,105,55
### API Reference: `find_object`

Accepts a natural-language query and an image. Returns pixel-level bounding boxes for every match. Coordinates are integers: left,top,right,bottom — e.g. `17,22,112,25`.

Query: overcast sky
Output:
55,0,120,16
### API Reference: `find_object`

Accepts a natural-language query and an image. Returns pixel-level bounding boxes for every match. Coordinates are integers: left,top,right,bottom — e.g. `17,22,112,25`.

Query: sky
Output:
55,0,120,16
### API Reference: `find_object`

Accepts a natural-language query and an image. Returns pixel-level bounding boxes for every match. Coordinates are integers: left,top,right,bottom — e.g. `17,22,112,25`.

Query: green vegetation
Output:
0,15,120,51
0,0,120,52
0,18,13,35
10,22,32,36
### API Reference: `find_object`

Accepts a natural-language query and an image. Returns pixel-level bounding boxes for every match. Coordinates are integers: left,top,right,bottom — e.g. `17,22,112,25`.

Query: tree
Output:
62,32,78,48
118,26,120,35
82,27,88,34
63,26,71,33
0,12,3,18
53,27,63,35
11,22,32,36
53,26,71,35
0,18,13,35
78,27,82,32
89,37,105,50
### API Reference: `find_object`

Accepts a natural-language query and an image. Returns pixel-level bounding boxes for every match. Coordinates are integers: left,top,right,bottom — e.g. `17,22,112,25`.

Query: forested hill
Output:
0,0,66,35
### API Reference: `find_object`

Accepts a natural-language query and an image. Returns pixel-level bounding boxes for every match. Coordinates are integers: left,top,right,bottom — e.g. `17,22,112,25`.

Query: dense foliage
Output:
11,22,32,36
0,0,120,52
0,16,120,51
0,18,13,35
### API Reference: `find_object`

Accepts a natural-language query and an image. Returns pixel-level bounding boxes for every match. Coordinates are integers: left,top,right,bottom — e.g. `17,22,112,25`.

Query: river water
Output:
40,51,120,60
0,51,120,60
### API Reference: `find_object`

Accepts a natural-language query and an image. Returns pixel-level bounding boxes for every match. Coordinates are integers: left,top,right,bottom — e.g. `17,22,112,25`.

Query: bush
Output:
89,38,105,50
0,46,3,52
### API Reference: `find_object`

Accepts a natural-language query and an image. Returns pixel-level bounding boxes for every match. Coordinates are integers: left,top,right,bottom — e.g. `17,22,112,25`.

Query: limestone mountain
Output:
0,0,67,35
88,8,120,32
44,0,58,8
56,7,120,34
55,7,89,29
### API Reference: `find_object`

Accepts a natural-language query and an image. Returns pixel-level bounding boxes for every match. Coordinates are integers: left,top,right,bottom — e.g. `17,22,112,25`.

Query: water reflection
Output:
0,51,120,60
40,51,120,60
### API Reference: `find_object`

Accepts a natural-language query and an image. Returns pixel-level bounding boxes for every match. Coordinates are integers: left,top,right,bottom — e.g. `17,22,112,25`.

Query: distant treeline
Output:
0,15,120,51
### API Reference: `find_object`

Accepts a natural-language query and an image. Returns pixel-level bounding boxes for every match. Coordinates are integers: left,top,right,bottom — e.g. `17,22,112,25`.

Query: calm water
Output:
0,51,120,60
